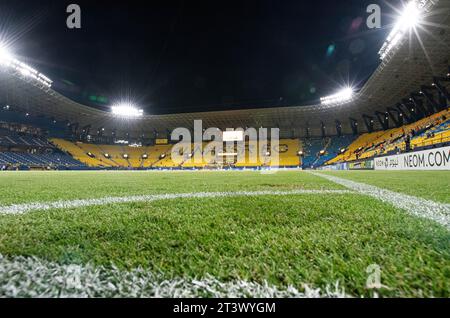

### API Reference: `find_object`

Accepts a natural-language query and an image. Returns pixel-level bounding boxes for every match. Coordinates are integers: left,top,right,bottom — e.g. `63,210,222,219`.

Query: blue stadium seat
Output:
0,152,86,168
302,135,356,168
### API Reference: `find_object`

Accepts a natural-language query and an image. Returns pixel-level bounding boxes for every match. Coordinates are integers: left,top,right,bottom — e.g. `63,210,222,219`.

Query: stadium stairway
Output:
50,139,110,167
0,129,54,148
302,135,356,168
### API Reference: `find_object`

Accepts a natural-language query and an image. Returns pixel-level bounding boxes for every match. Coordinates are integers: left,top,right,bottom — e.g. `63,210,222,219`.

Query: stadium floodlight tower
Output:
111,103,144,118
320,87,354,106
378,0,423,60
0,43,53,88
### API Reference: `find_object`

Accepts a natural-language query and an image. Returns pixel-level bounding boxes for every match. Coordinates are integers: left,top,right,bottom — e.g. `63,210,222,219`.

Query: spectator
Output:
405,135,411,152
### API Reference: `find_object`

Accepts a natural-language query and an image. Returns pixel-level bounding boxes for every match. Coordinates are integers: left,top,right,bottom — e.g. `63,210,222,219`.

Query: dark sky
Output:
0,0,402,114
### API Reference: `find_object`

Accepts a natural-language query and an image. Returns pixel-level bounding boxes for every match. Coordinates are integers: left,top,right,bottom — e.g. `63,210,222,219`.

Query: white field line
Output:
0,254,349,298
0,189,353,215
312,173,450,229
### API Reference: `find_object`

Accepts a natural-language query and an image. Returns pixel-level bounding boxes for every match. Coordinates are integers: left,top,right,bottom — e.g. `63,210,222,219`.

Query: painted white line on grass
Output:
312,173,450,229
0,254,349,298
0,189,353,215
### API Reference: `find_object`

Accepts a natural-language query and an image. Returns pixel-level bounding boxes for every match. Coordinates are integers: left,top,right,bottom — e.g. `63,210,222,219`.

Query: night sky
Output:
0,0,402,114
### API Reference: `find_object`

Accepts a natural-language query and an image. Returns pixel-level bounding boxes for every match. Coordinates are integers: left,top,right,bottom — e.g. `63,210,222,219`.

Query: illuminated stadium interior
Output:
0,1,449,171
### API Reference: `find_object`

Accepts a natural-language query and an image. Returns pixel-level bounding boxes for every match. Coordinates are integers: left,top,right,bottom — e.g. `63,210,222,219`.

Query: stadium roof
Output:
0,0,449,138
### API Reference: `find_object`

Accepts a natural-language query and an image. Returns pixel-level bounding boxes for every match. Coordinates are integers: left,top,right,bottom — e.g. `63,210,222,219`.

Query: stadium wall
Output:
374,146,450,170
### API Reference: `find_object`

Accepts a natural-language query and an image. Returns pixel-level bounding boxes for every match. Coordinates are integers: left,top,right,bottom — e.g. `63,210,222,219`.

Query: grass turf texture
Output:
0,171,343,206
0,170,449,297
323,171,450,204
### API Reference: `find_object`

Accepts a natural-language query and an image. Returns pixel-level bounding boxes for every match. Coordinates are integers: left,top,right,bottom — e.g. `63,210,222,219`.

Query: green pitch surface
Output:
323,170,450,204
0,170,449,297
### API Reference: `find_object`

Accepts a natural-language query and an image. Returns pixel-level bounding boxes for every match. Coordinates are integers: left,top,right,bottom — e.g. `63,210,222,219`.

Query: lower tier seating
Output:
328,108,449,164
51,139,302,169
0,152,86,168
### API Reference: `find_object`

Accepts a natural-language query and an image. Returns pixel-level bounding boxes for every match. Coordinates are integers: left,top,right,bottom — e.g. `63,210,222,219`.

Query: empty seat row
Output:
0,152,86,167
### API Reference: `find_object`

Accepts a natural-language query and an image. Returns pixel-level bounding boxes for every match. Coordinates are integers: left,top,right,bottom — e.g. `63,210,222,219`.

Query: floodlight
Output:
111,103,144,118
320,87,354,105
0,44,53,87
0,45,12,65
378,1,422,60
398,1,421,30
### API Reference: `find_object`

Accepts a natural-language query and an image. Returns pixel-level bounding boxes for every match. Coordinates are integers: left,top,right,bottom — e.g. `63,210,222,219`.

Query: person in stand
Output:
405,135,411,152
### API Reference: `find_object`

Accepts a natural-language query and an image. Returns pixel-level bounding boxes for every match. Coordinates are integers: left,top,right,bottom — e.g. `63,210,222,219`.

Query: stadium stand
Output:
51,139,177,169
0,127,88,169
4,107,448,170
1,0,449,173
411,116,450,149
301,138,325,168
328,108,450,164
0,152,85,168
301,135,355,168
49,139,106,167
273,139,302,167
0,108,67,138
50,138,302,169
0,129,53,148
7,101,448,170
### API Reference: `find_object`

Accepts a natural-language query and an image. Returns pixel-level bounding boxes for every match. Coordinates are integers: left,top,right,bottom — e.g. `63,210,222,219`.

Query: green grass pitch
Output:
0,170,449,297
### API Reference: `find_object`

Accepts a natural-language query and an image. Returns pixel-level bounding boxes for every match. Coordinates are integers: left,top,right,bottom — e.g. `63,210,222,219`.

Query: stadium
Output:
0,0,449,300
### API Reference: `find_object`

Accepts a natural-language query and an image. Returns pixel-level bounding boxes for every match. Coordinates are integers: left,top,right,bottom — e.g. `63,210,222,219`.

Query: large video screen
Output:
222,131,244,142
